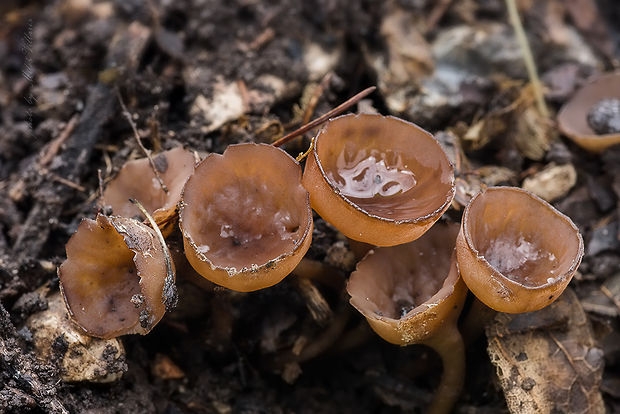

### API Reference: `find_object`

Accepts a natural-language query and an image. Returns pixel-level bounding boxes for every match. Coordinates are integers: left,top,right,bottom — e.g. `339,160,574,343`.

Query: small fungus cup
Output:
456,186,584,314
59,214,175,339
102,146,196,234
303,113,454,246
179,143,313,292
347,223,467,414
557,72,620,152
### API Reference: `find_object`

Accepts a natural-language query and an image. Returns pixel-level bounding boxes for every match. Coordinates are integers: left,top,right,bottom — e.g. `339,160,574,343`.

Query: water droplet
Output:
329,149,417,199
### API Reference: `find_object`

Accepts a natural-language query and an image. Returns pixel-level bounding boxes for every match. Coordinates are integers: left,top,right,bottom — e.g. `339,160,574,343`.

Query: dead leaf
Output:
486,288,605,414
522,163,577,202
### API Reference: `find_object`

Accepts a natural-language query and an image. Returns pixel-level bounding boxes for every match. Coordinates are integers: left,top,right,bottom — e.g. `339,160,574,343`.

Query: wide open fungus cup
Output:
456,187,584,314
102,147,196,233
557,72,620,152
303,113,454,246
59,214,175,339
347,222,466,346
179,143,313,292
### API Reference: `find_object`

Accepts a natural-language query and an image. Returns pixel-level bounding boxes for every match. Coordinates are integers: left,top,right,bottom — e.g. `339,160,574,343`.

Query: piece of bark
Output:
486,288,605,414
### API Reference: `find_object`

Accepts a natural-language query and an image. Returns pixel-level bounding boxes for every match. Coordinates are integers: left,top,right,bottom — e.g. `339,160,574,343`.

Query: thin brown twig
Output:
302,72,333,124
97,169,105,211
425,0,453,33
116,89,169,194
272,86,376,148
39,114,79,166
40,168,87,192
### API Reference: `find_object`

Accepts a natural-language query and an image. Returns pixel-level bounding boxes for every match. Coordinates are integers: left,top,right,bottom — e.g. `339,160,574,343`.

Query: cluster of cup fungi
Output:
57,70,620,412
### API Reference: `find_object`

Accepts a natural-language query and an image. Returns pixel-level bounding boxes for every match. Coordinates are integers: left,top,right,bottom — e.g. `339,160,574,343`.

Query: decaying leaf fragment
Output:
486,288,605,414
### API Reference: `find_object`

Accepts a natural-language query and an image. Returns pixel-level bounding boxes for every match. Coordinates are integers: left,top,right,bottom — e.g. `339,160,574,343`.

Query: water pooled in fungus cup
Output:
102,146,196,233
347,222,467,414
302,113,455,246
456,186,584,314
179,143,313,292
59,214,175,339
557,72,620,152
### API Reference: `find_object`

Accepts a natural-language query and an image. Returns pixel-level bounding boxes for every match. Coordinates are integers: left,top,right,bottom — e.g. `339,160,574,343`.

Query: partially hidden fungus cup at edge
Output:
456,186,584,314
102,146,196,236
347,222,466,414
557,71,620,152
59,214,176,339
179,143,313,292
302,113,455,247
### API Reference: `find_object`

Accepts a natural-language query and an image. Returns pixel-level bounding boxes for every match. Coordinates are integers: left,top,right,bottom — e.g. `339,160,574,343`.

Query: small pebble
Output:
587,99,620,135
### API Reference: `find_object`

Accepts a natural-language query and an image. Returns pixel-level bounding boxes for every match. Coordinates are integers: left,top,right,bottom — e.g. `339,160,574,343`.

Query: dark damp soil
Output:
1,0,620,413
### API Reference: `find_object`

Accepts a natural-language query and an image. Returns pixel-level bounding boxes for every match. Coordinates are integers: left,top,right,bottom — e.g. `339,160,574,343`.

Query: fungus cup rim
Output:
178,142,313,277
557,71,620,152
59,214,166,338
311,112,455,225
348,249,461,324
461,186,584,290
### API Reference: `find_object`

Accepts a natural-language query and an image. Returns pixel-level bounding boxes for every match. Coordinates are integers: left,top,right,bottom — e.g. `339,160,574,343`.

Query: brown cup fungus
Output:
557,72,620,152
179,143,313,292
456,187,584,314
347,223,467,414
303,113,454,246
59,214,176,339
102,147,196,233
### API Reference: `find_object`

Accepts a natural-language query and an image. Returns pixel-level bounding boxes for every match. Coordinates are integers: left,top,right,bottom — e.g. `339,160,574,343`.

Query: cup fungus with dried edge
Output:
59,214,176,339
303,113,454,246
179,143,312,292
347,222,467,414
456,186,584,314
102,147,196,233
557,72,620,152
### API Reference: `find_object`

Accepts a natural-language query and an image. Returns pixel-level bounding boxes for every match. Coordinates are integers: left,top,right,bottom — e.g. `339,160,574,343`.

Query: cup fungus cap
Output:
179,143,313,292
557,72,620,152
347,223,466,346
59,214,175,339
102,146,196,221
456,186,584,314
303,113,455,246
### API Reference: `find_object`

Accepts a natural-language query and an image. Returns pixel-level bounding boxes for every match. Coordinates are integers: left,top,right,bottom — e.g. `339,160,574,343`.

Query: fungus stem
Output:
423,323,465,414
272,86,376,148
130,198,177,310
117,89,169,194
505,0,549,118
460,297,497,345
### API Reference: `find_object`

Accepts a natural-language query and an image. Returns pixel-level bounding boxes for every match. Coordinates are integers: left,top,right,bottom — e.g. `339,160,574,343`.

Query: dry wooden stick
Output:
116,89,169,194
271,86,376,148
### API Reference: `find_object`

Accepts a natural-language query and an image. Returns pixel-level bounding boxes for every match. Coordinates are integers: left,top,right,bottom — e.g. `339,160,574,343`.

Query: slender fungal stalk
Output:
460,296,498,346
423,322,466,414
